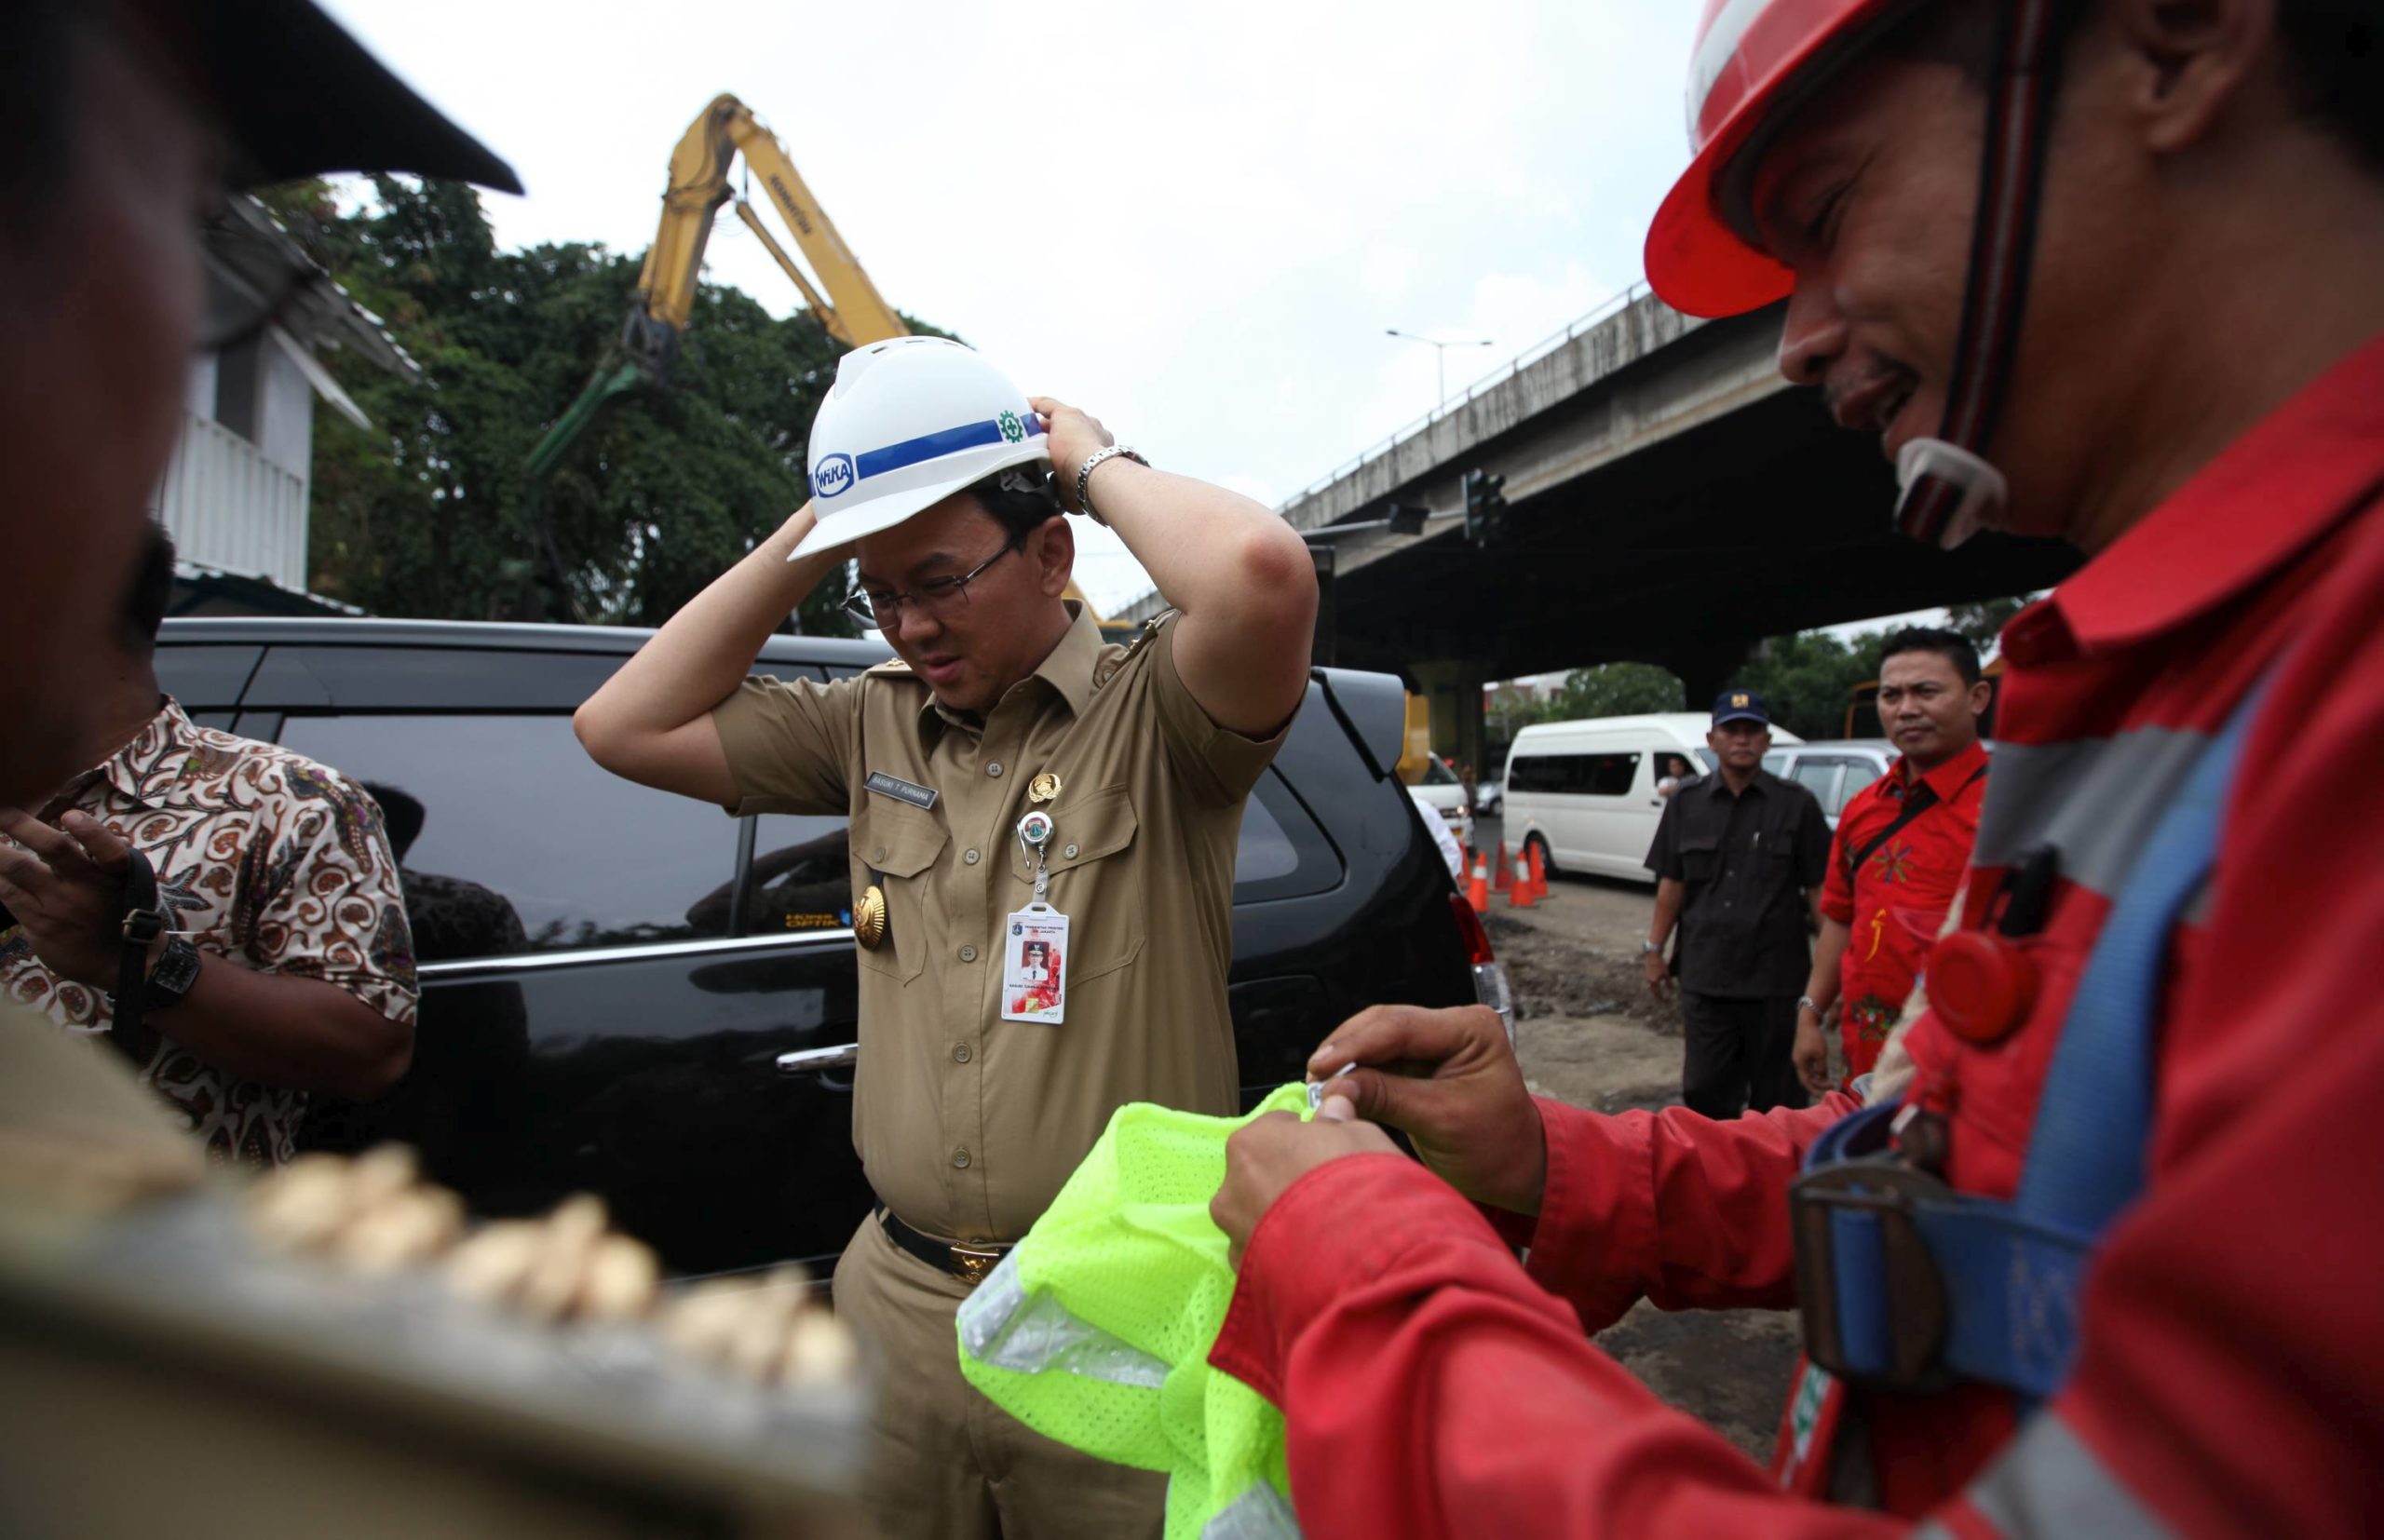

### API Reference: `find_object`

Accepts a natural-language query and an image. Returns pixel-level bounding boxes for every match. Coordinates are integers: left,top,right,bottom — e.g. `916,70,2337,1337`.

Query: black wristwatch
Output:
142,937,203,1011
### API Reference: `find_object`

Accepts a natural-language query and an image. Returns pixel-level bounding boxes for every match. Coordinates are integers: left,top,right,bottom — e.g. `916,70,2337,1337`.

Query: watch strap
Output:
111,847,164,1064
1075,445,1147,526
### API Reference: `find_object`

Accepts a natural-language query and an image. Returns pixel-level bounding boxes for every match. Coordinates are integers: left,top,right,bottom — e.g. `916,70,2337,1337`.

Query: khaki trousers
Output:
833,1212,1166,1540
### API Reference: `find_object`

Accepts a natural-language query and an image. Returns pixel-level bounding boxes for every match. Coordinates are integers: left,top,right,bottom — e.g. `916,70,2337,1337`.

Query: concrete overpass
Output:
1116,287,2076,770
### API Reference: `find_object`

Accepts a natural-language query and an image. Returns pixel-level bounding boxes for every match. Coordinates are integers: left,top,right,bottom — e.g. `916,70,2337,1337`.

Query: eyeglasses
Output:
842,534,1023,629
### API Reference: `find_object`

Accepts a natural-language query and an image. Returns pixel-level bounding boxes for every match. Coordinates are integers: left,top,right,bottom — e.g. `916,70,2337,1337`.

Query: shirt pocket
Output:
1011,784,1144,984
851,802,950,984
1678,835,1721,885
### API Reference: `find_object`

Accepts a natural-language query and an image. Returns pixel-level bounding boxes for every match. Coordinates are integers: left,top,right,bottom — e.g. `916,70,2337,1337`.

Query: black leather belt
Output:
876,1205,1009,1287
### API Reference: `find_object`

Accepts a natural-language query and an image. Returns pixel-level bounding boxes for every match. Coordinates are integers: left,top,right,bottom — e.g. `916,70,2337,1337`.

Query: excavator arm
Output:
521,94,1118,632
525,94,907,486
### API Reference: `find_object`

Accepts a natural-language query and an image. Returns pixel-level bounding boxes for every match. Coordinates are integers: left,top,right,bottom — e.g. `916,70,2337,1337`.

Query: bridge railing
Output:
1284,279,1653,508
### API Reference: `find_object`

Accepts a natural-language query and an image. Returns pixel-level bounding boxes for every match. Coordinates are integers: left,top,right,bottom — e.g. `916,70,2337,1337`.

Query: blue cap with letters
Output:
1711,689,1771,726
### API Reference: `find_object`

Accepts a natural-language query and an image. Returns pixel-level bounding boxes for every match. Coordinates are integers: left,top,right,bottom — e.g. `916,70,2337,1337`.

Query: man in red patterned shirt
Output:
1794,627,1991,1090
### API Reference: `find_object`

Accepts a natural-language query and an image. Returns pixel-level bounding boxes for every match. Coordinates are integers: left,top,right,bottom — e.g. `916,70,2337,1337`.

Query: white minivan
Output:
1503,713,1807,884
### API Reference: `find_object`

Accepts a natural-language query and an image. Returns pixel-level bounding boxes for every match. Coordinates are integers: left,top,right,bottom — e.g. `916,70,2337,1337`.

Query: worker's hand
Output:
1306,1005,1547,1215
1643,948,1673,1000
1793,1009,1834,1096
1212,1097,1398,1268
1027,397,1115,512
0,808,138,990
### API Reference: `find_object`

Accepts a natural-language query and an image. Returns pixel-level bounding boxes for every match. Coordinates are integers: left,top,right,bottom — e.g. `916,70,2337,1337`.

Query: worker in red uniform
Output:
1795,627,1992,1090
1207,0,2384,1533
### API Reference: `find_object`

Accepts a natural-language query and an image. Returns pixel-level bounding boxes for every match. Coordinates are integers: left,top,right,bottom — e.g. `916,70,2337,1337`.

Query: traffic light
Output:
1462,468,1508,546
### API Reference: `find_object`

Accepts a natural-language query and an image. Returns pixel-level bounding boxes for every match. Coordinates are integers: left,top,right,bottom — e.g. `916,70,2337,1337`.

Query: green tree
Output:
1730,628,1890,740
1551,662,1686,718
1944,595,2035,655
281,176,930,633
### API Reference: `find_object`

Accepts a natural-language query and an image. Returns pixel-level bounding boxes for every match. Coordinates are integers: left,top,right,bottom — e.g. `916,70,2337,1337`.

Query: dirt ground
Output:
1479,853,1802,1463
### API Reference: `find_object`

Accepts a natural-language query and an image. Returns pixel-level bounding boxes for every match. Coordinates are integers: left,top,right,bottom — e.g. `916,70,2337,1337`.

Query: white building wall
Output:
184,356,219,421
258,338,315,481
154,413,308,591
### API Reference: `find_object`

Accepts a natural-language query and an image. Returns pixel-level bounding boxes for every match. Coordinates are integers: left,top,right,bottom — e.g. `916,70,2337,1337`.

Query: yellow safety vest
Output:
956,1084,1314,1540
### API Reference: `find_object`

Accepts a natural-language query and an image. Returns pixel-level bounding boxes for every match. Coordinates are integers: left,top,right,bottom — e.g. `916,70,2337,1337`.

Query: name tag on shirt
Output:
863,771,938,810
1000,907,1069,1026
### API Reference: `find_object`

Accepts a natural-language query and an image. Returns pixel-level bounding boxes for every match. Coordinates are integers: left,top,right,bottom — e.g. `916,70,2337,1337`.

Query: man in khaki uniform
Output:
577,337,1318,1538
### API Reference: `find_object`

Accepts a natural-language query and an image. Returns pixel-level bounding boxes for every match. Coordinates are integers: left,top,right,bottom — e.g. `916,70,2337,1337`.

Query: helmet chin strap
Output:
1893,0,2075,549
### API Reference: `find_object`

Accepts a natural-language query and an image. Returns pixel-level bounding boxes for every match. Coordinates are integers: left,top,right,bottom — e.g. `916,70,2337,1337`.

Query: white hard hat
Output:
790,336,1050,560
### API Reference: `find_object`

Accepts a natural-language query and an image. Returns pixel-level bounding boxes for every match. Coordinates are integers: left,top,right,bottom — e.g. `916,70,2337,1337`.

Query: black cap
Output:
1711,688,1770,726
183,0,522,194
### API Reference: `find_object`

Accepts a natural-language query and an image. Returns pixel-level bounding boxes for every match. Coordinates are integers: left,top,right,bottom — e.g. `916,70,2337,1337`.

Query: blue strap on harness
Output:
1806,681,2268,1399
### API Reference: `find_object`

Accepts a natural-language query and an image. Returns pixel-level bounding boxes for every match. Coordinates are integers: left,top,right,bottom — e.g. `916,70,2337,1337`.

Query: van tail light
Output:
1449,893,1495,966
1448,895,1516,1047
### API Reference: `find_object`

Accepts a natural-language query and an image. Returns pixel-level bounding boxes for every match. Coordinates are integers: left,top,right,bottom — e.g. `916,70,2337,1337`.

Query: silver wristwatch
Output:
1641,939,1664,956
1798,995,1822,1018
1075,445,1148,526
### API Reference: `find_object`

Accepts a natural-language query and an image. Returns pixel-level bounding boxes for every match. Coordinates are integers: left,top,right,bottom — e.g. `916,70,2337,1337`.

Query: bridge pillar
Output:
1411,658,1489,780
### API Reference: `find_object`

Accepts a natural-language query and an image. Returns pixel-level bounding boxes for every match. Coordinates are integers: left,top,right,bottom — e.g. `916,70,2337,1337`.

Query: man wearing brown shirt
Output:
576,337,1317,1538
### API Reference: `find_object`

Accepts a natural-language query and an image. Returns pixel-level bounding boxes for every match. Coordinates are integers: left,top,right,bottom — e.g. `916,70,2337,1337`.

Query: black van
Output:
155,618,1508,1276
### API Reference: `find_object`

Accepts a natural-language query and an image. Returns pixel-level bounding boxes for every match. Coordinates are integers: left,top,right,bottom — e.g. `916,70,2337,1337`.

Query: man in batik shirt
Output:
0,527,416,1165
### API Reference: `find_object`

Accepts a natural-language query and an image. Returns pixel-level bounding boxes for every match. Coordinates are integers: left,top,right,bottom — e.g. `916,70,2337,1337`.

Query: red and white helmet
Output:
1646,0,2074,547
1646,0,1907,318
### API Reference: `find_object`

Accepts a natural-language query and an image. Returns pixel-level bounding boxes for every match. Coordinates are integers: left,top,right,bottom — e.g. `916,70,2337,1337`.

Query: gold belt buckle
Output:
952,1244,1003,1287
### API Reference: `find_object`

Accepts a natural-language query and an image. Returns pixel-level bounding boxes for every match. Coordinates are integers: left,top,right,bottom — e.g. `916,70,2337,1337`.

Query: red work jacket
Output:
1820,739,1989,1078
1211,330,2384,1537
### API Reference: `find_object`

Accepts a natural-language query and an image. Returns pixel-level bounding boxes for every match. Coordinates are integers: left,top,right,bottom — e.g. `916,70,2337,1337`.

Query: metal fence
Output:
153,412,308,592
1285,280,1654,508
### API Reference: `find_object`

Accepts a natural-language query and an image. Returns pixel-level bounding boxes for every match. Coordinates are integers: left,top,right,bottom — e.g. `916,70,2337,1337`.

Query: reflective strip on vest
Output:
1200,1481,1302,1540
1913,1413,2174,1539
956,1250,1170,1390
1971,725,2215,900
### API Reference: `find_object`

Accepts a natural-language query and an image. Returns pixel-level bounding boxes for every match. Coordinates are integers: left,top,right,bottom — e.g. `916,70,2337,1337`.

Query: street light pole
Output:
1386,329,1495,412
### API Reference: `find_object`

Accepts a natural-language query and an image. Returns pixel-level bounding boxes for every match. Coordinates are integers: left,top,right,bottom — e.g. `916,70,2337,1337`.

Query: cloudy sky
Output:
320,1,1703,615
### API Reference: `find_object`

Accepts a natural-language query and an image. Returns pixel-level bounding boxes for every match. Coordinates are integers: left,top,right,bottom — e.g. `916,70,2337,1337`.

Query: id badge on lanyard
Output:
1001,810,1067,1025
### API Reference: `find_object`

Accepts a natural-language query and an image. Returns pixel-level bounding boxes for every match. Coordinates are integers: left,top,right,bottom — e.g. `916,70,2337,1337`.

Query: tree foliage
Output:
1944,596,2033,654
1727,628,1890,741
268,176,932,632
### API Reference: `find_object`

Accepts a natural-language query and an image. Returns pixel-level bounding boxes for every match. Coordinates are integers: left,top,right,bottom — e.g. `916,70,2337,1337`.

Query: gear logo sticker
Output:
996,410,1024,445
813,453,856,498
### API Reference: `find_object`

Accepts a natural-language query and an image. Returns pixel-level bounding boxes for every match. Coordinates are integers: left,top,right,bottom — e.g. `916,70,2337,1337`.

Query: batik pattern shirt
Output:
0,699,416,1165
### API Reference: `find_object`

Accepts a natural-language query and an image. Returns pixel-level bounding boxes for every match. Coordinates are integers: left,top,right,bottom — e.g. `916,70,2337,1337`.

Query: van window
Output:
278,713,738,956
1420,757,1459,786
1839,761,1884,809
1507,751,1638,796
1792,758,1845,809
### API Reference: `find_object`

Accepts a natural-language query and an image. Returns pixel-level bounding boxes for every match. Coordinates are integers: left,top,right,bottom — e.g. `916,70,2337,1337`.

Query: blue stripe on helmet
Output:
852,412,1045,483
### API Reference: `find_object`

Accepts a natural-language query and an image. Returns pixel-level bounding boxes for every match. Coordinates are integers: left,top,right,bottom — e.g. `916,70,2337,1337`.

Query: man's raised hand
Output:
1305,1005,1547,1216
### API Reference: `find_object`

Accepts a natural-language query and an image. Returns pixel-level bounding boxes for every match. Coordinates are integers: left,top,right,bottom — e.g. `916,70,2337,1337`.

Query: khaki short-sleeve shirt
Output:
711,604,1284,1244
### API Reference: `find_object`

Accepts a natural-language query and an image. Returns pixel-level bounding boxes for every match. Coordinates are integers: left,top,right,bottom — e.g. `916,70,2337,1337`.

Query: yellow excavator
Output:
526,94,1122,633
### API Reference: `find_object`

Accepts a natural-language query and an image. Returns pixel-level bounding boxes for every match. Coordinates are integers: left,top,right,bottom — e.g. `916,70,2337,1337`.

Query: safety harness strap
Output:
1801,676,2269,1398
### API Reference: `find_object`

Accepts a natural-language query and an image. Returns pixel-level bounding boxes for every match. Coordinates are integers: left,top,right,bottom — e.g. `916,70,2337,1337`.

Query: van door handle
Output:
1648,798,1664,806
777,1043,859,1076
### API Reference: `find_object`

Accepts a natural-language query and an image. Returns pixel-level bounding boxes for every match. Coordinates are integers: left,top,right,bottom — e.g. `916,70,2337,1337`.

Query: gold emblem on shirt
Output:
1027,771,1063,804
854,885,888,951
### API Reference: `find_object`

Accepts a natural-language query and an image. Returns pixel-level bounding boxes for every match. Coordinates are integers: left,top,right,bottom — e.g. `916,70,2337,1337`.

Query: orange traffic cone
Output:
1510,849,1537,909
1492,841,1513,893
1467,854,1491,912
1528,842,1550,899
